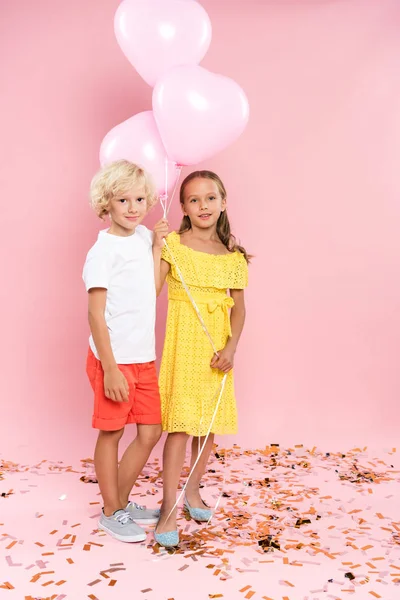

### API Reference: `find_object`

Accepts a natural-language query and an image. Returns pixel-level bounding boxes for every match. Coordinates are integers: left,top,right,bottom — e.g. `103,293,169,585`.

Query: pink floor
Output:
1,444,400,600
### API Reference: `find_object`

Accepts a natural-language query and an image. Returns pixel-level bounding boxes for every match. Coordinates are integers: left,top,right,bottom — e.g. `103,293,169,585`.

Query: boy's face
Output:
107,184,148,236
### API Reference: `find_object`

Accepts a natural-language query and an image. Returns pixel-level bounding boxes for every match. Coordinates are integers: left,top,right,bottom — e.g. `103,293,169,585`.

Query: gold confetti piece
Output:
88,579,101,586
55,580,66,586
240,586,251,593
141,589,152,593
209,595,223,599
66,558,74,564
362,544,373,551
41,580,54,586
88,595,99,600
6,540,17,549
245,592,255,599
369,593,381,598
83,544,91,551
49,530,58,535
108,579,117,586
42,552,54,556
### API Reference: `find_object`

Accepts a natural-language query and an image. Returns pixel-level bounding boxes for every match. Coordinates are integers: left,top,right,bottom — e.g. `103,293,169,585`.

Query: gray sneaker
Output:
125,501,160,525
98,509,147,542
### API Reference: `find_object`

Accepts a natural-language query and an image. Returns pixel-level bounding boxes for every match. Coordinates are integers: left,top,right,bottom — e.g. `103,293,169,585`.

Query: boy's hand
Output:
210,345,235,373
104,367,130,402
153,219,169,248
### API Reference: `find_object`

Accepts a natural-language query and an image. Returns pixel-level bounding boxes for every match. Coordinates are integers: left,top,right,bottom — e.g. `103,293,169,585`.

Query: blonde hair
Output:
90,159,157,219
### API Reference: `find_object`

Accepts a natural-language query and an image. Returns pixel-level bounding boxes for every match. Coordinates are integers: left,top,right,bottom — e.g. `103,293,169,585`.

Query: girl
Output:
154,170,249,547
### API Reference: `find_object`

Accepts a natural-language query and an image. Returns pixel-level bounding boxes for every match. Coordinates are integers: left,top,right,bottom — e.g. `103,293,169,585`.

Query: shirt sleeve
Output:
82,245,114,291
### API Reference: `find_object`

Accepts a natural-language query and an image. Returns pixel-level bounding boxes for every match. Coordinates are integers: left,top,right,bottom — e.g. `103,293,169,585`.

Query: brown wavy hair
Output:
178,170,250,263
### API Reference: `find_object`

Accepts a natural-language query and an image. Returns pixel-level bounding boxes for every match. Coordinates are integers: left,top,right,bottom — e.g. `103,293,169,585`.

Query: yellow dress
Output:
159,231,248,436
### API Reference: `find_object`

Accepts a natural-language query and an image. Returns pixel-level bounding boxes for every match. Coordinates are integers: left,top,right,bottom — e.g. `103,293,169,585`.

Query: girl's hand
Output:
210,345,235,373
104,367,130,402
153,219,169,248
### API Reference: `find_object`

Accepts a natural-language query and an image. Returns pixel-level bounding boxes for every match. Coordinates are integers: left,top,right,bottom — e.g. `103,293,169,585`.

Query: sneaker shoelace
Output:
131,502,146,511
115,511,133,525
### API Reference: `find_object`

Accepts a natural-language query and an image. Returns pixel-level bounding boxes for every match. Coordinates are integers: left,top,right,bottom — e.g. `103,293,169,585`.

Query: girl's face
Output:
181,177,226,230
107,184,148,236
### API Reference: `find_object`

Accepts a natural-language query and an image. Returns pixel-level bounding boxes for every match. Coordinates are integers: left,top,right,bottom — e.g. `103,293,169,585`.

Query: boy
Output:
83,160,168,542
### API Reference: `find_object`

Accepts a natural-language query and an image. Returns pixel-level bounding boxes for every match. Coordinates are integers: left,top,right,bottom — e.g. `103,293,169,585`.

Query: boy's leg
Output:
156,431,189,534
94,428,124,516
185,434,215,509
118,423,162,506
118,361,162,508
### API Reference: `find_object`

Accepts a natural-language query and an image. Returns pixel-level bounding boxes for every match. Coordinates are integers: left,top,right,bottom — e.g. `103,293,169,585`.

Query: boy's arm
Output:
88,288,129,402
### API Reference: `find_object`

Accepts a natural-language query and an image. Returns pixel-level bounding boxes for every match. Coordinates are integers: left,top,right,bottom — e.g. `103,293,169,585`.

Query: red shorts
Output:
86,349,162,431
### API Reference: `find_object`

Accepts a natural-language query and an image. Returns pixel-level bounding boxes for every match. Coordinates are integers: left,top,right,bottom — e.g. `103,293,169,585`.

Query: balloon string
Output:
160,162,181,220
166,165,182,216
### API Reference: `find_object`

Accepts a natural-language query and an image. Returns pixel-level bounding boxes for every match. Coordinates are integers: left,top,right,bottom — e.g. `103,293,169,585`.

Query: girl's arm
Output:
210,289,246,373
88,288,129,402
152,220,170,295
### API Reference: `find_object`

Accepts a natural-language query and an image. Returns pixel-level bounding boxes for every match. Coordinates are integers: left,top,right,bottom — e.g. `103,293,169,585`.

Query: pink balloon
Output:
99,111,178,197
114,0,212,87
153,66,249,166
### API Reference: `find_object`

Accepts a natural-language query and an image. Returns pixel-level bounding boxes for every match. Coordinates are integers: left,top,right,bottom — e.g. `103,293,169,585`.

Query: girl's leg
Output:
94,428,124,516
156,432,189,533
118,424,162,507
185,434,215,509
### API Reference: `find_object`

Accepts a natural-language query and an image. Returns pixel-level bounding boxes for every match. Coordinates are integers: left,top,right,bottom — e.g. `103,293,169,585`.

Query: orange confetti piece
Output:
0,582,14,590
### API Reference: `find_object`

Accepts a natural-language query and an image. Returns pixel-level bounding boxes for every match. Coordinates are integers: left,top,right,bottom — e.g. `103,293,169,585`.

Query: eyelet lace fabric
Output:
159,232,248,436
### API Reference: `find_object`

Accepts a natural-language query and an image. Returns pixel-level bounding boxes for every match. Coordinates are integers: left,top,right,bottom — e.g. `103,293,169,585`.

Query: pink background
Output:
1,0,400,462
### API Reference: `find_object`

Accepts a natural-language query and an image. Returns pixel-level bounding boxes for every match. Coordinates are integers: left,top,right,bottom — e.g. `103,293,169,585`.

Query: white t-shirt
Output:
82,226,156,364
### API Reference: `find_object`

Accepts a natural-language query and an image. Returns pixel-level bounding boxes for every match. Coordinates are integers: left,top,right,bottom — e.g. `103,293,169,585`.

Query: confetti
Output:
1,445,400,598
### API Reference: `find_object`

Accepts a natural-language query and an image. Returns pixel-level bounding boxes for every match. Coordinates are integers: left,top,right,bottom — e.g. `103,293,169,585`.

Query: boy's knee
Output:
98,428,124,443
138,424,162,447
